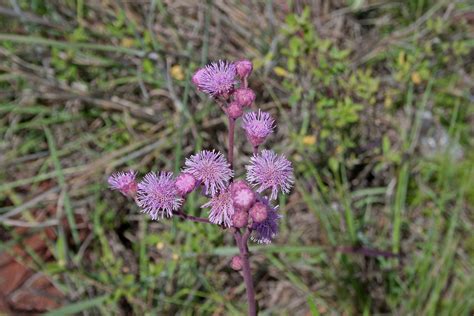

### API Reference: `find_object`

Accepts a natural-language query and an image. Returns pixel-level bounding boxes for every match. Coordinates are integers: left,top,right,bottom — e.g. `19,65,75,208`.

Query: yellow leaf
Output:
121,37,134,48
411,72,422,85
302,135,316,146
273,66,289,77
384,96,393,108
171,65,185,81
398,51,405,66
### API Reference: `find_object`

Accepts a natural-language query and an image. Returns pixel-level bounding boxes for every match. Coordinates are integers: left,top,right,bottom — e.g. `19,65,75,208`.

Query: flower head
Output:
137,172,182,220
232,186,256,211
235,60,253,79
251,199,281,244
227,101,243,119
246,149,294,200
202,189,235,227
230,255,243,271
175,172,197,196
232,211,249,228
108,171,137,197
234,88,255,107
183,150,233,197
192,60,237,97
249,202,268,223
242,110,275,147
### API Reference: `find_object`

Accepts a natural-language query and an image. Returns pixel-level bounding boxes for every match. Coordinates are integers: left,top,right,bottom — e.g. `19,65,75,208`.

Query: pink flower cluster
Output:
108,59,294,245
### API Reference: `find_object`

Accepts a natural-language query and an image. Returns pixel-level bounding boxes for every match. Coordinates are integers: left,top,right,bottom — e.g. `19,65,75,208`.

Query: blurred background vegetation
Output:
0,0,473,315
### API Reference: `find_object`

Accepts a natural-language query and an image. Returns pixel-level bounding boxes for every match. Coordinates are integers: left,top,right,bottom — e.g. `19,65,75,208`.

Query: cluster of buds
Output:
108,59,293,244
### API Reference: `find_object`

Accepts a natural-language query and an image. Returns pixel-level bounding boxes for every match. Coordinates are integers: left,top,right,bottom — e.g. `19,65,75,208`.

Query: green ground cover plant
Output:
0,0,473,314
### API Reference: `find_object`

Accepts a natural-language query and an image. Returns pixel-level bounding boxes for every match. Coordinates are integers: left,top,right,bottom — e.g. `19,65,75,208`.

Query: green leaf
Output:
45,295,109,316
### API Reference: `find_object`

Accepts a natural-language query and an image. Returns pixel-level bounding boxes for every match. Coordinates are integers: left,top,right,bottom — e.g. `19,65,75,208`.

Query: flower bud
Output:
230,255,243,271
175,172,197,196
108,171,138,198
249,202,268,223
232,211,249,228
192,68,205,89
227,101,243,119
234,88,255,107
230,180,250,194
232,187,256,211
235,60,253,79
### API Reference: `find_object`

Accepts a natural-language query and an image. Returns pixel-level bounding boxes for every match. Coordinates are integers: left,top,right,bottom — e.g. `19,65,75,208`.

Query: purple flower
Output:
251,199,281,244
137,172,183,220
242,110,275,147
246,149,294,200
202,189,235,227
192,61,237,97
108,171,137,197
183,150,233,197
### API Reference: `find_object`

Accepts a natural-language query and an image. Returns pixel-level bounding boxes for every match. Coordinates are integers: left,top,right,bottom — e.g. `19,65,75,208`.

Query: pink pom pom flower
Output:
108,171,138,197
246,149,294,200
183,150,233,197
251,199,281,244
137,172,183,220
242,110,275,147
202,189,235,227
192,60,237,97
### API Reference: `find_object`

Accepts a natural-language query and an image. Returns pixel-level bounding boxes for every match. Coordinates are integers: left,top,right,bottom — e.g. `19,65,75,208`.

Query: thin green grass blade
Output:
44,127,80,245
45,295,109,316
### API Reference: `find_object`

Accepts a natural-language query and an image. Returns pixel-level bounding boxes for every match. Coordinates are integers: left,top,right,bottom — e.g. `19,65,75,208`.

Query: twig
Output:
173,210,212,224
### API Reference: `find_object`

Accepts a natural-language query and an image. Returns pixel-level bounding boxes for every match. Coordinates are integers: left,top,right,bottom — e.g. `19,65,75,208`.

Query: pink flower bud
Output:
249,202,268,223
227,101,244,119
232,211,249,228
234,88,255,107
192,68,205,88
232,187,256,211
230,255,243,271
175,172,197,196
108,171,138,198
235,60,253,79
230,180,250,194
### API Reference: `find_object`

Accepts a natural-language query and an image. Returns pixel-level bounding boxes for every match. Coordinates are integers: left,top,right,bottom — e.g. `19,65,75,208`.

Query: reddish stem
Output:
174,210,212,224
228,116,235,169
234,230,257,316
252,146,259,156
227,113,257,315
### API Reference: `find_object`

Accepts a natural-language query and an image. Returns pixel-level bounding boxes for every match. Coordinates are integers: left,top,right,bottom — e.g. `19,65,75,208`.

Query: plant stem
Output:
174,210,212,224
228,116,235,169
253,145,258,155
227,113,257,315
234,230,257,316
